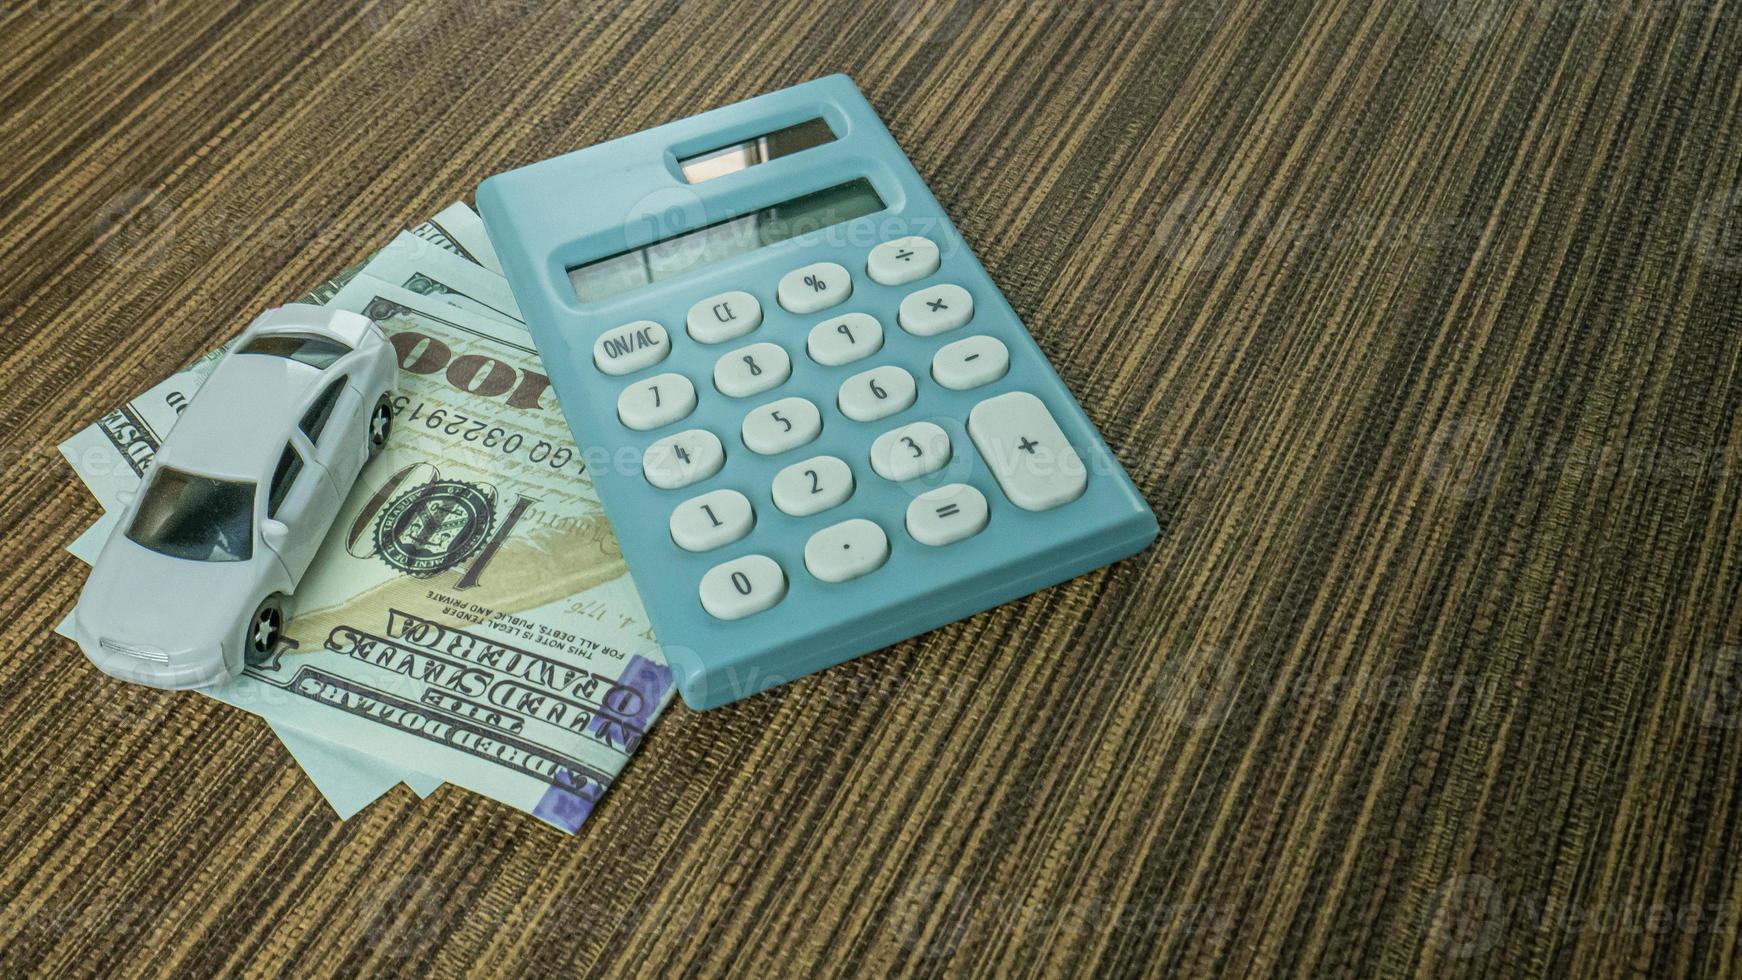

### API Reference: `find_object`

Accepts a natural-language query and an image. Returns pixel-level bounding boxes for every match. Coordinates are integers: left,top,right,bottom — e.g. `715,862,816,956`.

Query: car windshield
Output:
125,466,255,562
237,333,350,369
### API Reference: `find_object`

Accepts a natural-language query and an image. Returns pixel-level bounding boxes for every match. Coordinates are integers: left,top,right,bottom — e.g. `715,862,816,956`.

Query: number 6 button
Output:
700,555,786,620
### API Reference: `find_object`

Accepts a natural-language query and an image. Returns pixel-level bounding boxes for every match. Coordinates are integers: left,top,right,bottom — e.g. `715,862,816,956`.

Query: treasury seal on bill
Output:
373,478,496,577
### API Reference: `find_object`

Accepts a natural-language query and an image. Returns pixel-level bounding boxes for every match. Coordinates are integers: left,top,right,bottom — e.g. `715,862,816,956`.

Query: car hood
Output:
75,532,271,652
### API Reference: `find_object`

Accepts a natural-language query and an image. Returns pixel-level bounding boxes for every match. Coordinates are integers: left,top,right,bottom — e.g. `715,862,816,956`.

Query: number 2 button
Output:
772,455,854,516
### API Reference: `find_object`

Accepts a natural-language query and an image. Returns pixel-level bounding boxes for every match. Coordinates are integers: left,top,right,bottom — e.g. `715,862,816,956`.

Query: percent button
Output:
778,261,852,315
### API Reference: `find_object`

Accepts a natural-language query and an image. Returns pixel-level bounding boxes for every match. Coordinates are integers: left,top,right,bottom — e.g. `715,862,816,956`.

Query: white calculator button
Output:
807,312,883,366
616,372,696,431
772,455,855,516
669,489,754,552
967,391,1087,510
742,397,822,455
803,518,890,583
906,484,990,546
898,284,974,336
866,236,941,286
713,342,791,398
699,554,787,620
932,335,1010,391
592,320,670,376
837,365,917,422
642,428,725,490
778,261,852,314
687,290,762,344
870,421,952,481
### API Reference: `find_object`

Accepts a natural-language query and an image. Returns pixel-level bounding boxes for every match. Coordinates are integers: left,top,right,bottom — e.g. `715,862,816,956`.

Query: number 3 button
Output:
870,421,952,481
700,554,786,620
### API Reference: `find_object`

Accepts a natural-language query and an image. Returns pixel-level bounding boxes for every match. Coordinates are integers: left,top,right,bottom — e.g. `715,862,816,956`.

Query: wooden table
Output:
5,0,1742,975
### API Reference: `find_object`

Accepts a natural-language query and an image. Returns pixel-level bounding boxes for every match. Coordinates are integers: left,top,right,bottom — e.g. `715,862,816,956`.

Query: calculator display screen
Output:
677,118,836,183
568,178,886,303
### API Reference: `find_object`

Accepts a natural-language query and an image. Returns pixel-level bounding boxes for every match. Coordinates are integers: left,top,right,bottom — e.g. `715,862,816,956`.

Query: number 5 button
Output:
742,397,822,455
700,555,786,620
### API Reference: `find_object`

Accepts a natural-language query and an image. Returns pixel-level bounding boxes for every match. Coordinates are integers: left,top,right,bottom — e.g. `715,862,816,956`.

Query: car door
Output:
262,431,341,581
300,373,367,487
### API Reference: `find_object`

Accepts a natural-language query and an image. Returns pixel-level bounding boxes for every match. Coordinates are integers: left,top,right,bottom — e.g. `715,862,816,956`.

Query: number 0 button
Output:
670,489,754,552
700,554,786,620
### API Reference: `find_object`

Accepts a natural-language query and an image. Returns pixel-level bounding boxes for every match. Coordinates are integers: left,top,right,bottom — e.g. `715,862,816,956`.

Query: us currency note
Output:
62,276,670,830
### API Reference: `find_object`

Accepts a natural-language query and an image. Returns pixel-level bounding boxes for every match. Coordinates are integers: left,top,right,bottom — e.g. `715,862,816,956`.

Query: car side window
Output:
300,377,347,444
267,444,303,518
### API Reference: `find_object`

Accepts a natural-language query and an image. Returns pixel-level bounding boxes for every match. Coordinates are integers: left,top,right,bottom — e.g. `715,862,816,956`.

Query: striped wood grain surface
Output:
4,0,1742,975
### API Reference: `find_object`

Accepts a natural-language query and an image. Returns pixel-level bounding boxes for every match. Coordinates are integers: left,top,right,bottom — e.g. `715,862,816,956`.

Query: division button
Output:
772,454,855,516
870,421,952,482
713,341,791,398
897,283,973,336
687,290,762,343
905,484,990,546
642,428,725,490
778,261,852,314
803,518,890,583
616,372,697,431
807,312,883,366
966,391,1088,510
699,554,787,620
742,396,823,455
837,364,917,422
866,236,941,286
931,335,1009,391
592,320,670,375
670,489,754,552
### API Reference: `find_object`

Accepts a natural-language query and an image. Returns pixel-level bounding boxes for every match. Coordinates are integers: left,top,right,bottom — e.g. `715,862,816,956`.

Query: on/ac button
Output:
593,320,670,375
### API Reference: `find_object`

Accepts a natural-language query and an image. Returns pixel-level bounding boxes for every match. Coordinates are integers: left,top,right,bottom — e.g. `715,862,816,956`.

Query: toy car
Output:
72,304,397,688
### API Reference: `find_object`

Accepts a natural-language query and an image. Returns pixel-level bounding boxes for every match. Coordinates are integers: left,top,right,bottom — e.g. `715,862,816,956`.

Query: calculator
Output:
477,74,1156,709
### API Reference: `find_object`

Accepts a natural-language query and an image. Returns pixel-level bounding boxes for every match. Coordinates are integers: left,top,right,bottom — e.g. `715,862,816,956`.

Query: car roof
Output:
155,349,331,481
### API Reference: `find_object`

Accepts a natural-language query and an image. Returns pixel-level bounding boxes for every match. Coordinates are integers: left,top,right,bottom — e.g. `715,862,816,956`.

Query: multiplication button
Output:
906,484,989,546
593,320,669,375
932,336,1009,390
699,554,786,620
778,261,851,314
898,284,973,336
803,519,889,583
642,429,725,490
687,290,762,343
866,236,940,286
966,391,1087,510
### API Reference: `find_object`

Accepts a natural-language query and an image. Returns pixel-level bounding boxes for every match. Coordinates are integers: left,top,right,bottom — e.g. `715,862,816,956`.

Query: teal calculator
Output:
478,75,1156,709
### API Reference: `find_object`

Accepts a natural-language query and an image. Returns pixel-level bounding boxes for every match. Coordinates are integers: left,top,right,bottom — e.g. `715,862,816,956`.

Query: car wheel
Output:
246,594,286,664
367,394,393,456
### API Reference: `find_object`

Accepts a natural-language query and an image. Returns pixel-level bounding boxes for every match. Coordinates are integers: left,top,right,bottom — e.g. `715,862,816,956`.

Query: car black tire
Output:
245,594,286,666
367,394,393,457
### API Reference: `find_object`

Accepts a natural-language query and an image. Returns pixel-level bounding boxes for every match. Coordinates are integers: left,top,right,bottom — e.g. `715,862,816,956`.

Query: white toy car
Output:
72,304,397,689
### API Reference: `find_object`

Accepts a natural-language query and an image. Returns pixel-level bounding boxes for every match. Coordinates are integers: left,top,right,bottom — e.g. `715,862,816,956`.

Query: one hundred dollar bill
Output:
60,275,669,831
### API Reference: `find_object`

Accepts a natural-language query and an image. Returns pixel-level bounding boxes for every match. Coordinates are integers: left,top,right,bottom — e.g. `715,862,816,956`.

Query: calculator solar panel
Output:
479,74,1156,709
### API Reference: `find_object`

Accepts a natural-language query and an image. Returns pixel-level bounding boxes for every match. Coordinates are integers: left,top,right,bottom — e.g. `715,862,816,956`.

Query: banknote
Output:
410,200,503,274
304,232,521,324
61,275,671,831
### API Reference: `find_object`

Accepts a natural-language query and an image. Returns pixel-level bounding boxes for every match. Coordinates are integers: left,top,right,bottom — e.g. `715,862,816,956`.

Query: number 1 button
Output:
700,555,786,620
670,489,753,552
